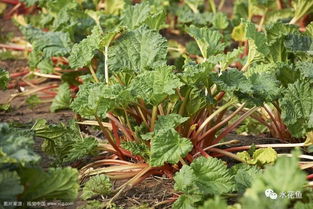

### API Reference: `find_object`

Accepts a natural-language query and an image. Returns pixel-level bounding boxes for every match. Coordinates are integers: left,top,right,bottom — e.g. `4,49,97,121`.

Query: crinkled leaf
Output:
50,83,72,112
186,25,225,59
69,25,103,69
0,123,40,166
180,61,213,85
212,12,229,30
296,62,313,80
199,196,228,209
25,28,72,58
32,119,98,164
109,26,167,73
154,114,189,132
244,20,269,55
247,73,280,105
150,129,192,167
71,83,133,118
241,150,307,209
130,66,184,105
230,164,262,194
280,80,313,137
19,167,79,201
144,9,167,30
0,170,24,201
285,34,313,55
208,47,243,71
174,157,234,196
121,141,149,159
172,194,202,209
217,69,280,105
215,69,252,94
0,68,9,90
121,2,150,29
81,174,112,200
176,5,212,25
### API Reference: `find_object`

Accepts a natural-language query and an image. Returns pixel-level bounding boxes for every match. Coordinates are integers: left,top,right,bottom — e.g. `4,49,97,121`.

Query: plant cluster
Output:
1,0,313,208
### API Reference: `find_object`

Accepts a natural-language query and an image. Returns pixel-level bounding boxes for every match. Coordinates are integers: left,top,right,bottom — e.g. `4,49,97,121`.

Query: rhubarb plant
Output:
1,0,313,208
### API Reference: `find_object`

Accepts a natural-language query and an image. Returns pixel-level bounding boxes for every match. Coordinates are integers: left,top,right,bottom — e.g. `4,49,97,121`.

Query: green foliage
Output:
285,34,313,55
109,26,167,73
26,95,42,108
69,25,103,69
81,174,112,200
18,167,79,201
0,170,24,202
230,164,262,194
121,2,151,29
50,83,72,112
237,147,277,165
21,26,72,58
129,67,184,105
199,196,228,209
0,123,40,166
280,80,313,137
186,25,226,59
71,83,133,118
150,128,192,167
173,157,234,208
32,119,98,164
240,150,307,209
216,69,280,105
0,68,9,90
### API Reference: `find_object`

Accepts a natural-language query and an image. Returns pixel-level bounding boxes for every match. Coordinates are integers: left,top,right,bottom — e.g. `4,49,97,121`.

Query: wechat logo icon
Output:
265,189,278,200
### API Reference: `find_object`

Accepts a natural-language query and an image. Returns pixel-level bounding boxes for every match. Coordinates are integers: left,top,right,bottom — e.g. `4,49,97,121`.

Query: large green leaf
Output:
71,83,133,118
241,150,307,209
121,2,150,29
109,26,167,73
19,167,79,201
150,128,192,167
230,164,262,194
32,119,98,164
130,66,184,105
243,20,270,66
174,157,234,196
0,170,24,202
285,34,313,55
186,25,225,59
69,25,103,69
154,114,189,132
280,80,313,137
216,69,280,105
0,123,40,166
50,83,72,112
